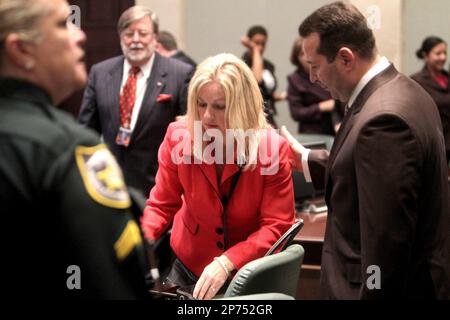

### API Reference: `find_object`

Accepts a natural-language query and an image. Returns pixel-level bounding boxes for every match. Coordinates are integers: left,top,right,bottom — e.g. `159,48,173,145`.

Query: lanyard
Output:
221,169,241,250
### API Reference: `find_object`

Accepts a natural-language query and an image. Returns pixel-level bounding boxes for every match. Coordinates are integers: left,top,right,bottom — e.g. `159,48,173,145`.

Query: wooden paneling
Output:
295,209,327,300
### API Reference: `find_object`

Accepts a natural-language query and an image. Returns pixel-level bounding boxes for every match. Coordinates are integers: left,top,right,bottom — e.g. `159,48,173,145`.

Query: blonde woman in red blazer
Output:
141,53,295,299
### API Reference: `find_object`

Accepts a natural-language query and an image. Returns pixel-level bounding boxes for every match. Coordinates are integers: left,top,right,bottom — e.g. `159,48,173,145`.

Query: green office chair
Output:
223,244,305,298
265,219,304,256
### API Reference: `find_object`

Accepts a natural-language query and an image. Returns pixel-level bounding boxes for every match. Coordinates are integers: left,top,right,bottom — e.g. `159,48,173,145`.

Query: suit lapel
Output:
199,163,221,198
198,162,241,204
325,65,399,195
220,164,240,185
326,104,355,171
107,57,124,134
131,53,166,141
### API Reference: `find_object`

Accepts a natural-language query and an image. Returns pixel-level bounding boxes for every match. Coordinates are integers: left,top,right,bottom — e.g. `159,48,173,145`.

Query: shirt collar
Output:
0,78,53,106
123,53,155,79
347,56,390,108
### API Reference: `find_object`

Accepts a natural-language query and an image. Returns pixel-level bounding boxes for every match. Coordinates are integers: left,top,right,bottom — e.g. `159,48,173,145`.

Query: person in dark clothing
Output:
287,37,342,134
411,36,450,161
241,25,286,128
156,30,197,68
282,1,449,299
0,0,150,299
78,6,193,198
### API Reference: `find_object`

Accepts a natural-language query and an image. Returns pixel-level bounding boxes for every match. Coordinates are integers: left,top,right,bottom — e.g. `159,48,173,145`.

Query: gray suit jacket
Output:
308,65,450,299
78,53,193,197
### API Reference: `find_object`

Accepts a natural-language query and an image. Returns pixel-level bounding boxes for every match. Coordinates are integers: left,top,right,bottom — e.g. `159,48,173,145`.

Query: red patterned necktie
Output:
119,66,140,128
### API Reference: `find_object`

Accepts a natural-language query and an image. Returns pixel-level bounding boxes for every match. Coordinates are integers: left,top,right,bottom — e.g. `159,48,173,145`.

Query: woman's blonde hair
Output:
186,53,270,171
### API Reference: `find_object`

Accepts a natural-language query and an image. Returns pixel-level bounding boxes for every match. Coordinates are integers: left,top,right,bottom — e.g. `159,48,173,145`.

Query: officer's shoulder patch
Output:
75,144,131,209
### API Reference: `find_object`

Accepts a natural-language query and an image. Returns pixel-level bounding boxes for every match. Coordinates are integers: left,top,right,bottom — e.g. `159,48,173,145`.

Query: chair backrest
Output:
224,244,305,298
265,219,304,256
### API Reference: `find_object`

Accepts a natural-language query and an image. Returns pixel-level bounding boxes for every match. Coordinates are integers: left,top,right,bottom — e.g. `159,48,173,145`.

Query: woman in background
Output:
287,37,342,135
241,25,286,128
411,36,450,161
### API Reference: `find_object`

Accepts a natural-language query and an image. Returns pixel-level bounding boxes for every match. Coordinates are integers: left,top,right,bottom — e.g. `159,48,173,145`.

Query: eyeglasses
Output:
122,29,153,39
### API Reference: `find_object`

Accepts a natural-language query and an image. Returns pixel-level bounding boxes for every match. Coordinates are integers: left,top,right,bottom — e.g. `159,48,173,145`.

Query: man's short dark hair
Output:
157,30,178,51
299,1,376,62
247,25,268,39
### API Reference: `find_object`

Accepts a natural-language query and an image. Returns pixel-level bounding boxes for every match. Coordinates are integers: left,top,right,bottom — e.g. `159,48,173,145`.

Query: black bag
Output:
149,283,196,300
148,259,197,300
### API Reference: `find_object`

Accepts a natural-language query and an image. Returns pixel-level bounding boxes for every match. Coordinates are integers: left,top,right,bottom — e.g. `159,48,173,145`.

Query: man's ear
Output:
3,33,36,71
336,47,355,70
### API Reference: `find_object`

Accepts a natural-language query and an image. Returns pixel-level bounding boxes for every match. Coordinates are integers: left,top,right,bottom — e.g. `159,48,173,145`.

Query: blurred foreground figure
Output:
0,0,149,299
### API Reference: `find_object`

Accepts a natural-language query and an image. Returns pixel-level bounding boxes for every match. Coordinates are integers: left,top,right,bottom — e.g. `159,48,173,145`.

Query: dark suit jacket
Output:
78,53,193,197
308,65,450,299
411,67,450,160
172,50,197,68
287,67,336,135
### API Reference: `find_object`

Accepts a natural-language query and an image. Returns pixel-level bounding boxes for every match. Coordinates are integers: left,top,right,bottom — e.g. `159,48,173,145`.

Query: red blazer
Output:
141,121,295,277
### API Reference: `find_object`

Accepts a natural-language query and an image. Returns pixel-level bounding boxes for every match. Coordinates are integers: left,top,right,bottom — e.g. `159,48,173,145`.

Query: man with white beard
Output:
79,6,193,202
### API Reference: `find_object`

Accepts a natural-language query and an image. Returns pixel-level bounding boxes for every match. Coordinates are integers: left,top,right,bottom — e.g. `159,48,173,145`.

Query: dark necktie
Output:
119,66,140,128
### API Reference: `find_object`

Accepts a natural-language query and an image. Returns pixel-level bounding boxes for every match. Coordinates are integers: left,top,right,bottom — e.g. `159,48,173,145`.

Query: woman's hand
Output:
193,256,233,300
319,99,335,112
240,36,255,50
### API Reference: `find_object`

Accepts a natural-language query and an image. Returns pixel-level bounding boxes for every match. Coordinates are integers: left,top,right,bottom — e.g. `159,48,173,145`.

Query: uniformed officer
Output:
0,0,151,298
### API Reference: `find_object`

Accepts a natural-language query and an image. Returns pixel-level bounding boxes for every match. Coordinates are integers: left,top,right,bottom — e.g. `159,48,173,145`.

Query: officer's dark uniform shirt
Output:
0,79,148,299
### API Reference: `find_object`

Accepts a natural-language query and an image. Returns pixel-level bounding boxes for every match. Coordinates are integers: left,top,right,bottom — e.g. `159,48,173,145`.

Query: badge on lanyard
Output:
116,126,132,147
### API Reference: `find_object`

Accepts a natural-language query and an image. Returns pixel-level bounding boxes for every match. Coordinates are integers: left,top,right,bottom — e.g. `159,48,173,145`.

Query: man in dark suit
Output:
156,30,197,68
282,1,449,299
79,6,193,198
